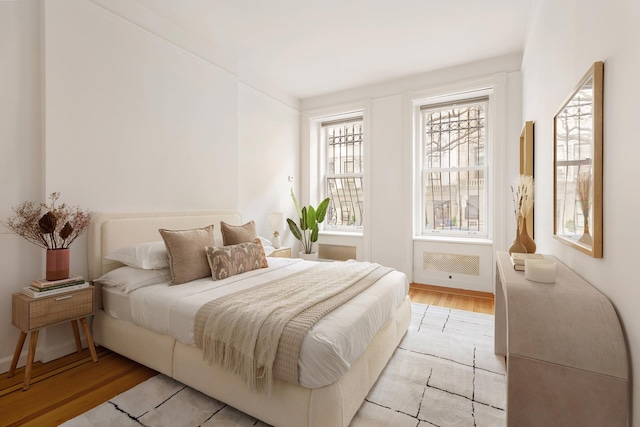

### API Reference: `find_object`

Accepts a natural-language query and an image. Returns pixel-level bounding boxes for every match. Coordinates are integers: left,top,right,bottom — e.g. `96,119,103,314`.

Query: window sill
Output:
320,230,363,238
414,235,493,246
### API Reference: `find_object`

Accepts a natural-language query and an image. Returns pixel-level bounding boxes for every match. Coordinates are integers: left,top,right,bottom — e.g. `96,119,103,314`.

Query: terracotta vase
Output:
46,248,70,281
519,218,536,254
508,221,527,255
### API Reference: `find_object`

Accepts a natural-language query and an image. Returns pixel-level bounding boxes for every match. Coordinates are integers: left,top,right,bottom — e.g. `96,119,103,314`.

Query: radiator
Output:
413,241,492,292
318,244,356,261
422,252,481,276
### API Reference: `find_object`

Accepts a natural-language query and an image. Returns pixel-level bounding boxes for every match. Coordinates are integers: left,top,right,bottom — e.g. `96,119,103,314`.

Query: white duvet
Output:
102,257,409,388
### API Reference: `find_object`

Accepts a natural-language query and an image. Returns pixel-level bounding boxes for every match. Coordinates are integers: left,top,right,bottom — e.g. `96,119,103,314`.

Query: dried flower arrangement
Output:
511,175,535,224
576,171,592,218
4,192,92,250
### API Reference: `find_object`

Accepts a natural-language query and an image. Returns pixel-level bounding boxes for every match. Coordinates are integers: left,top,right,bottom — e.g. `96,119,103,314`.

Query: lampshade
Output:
268,212,285,233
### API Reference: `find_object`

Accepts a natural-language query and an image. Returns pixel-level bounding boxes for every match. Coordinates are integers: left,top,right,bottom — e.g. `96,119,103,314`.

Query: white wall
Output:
237,85,300,249
0,0,299,372
44,0,239,211
369,95,404,269
301,55,523,291
522,0,639,423
0,0,46,373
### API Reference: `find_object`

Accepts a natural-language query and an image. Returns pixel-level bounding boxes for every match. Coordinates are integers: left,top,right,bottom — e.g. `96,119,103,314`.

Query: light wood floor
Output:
408,283,494,314
0,284,494,426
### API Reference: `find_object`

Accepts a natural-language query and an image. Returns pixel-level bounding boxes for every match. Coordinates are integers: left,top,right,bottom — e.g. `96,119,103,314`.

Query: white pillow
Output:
258,236,272,247
105,241,169,270
95,266,170,294
258,236,274,256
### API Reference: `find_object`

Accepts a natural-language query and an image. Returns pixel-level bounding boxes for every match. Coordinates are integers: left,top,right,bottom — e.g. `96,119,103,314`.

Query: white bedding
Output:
102,257,409,388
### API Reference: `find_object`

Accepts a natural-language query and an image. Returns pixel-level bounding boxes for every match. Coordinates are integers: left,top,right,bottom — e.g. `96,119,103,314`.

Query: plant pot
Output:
46,248,70,281
298,251,319,261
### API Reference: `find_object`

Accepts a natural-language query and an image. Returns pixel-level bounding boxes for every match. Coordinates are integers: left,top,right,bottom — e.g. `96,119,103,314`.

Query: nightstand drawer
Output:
13,288,94,331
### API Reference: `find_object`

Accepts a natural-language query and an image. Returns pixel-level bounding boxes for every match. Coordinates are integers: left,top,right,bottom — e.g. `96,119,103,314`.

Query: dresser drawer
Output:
12,288,94,331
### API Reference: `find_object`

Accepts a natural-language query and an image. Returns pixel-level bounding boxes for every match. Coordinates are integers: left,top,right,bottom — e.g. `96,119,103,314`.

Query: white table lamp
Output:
268,212,285,249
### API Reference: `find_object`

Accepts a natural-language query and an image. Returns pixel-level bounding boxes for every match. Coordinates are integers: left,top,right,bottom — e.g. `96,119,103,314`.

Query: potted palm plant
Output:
286,189,330,261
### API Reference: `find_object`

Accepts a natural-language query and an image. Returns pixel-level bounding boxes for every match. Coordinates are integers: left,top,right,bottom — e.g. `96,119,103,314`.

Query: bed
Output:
88,210,411,427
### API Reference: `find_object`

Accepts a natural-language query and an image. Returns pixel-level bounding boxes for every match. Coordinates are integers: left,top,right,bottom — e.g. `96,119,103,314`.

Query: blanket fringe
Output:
202,336,273,395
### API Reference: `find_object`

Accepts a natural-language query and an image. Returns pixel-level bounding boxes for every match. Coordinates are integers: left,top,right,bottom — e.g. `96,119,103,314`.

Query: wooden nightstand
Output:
270,247,291,258
9,285,98,390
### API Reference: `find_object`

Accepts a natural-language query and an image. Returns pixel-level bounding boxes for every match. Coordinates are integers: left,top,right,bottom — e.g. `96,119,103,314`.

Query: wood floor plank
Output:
0,348,111,397
408,283,494,314
20,366,157,427
0,350,152,427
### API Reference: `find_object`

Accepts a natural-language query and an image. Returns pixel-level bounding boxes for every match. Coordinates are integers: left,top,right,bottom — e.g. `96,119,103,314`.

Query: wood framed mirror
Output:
553,61,603,258
520,121,534,238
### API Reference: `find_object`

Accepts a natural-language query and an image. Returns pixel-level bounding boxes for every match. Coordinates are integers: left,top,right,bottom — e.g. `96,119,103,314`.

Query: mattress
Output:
101,257,409,388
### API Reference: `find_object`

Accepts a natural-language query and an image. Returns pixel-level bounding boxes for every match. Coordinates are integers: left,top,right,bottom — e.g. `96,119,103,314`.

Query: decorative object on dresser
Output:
519,121,535,246
523,258,557,283
9,285,97,390
509,252,544,271
495,251,627,426
554,61,603,258
267,212,285,249
509,175,535,254
286,189,330,260
3,192,92,280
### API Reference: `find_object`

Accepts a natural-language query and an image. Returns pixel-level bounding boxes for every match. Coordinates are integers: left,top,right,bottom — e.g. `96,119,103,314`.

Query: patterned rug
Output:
61,303,506,426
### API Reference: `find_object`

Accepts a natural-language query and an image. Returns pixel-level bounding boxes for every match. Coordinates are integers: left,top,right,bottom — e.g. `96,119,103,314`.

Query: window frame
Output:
320,113,365,233
414,88,494,240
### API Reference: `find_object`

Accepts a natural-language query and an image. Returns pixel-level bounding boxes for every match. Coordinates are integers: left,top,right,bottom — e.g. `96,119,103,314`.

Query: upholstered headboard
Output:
87,210,242,281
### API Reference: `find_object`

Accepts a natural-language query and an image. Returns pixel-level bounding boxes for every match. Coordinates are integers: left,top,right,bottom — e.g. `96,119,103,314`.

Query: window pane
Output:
422,102,487,235
424,105,485,169
326,121,363,174
424,170,485,232
326,176,363,227
324,119,364,230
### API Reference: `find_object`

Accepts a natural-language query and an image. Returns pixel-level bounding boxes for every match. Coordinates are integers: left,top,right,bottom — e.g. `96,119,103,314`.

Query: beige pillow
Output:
159,225,215,285
206,238,268,281
220,220,257,245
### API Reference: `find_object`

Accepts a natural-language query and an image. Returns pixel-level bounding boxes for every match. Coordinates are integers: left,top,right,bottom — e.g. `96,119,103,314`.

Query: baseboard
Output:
0,337,88,375
410,282,494,299
42,338,89,363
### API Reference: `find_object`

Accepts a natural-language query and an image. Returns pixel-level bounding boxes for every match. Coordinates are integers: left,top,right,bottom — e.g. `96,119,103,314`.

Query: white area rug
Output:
61,303,506,426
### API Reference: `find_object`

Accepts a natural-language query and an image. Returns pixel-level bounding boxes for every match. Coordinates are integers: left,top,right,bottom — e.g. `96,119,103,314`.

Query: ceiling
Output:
133,0,535,101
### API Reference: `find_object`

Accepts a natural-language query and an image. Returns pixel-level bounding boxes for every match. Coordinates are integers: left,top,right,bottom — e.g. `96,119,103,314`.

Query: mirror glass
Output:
554,62,603,257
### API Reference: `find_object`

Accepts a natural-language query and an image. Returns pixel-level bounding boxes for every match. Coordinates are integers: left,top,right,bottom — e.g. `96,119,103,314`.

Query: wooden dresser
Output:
495,251,628,426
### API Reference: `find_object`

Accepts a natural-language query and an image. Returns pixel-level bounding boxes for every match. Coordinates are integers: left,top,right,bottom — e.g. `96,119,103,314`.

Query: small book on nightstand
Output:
32,274,84,289
21,282,89,298
510,253,544,271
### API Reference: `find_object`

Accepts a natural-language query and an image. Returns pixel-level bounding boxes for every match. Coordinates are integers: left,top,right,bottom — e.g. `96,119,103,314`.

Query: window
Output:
418,97,488,237
322,118,364,231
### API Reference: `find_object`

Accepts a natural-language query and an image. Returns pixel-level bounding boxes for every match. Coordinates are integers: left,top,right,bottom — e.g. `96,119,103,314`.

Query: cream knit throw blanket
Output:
194,261,391,393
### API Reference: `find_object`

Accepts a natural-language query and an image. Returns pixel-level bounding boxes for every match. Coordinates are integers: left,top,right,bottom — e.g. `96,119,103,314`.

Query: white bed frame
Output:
88,211,411,427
